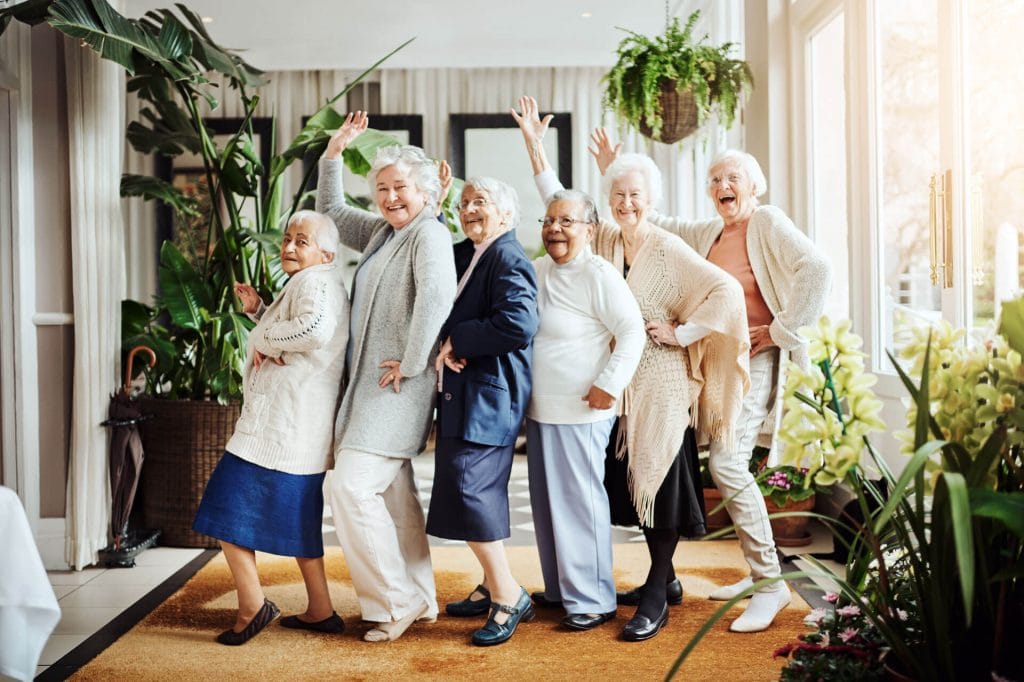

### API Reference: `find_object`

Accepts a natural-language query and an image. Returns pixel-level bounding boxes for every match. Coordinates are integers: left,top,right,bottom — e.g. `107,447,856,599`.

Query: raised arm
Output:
316,111,386,253
253,275,338,357
511,96,555,177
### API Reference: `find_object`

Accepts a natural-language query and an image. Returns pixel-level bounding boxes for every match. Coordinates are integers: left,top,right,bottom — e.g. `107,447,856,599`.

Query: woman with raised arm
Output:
588,128,832,632
512,96,750,642
317,112,456,643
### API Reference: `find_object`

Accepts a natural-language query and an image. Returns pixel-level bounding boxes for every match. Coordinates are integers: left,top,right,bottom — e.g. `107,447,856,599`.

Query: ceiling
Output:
122,0,690,71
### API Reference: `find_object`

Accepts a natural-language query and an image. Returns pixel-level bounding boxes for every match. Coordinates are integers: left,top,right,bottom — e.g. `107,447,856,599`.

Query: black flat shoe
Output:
279,611,345,633
471,588,535,646
216,599,280,645
621,603,669,642
562,610,617,631
616,578,684,607
530,591,563,609
446,584,491,617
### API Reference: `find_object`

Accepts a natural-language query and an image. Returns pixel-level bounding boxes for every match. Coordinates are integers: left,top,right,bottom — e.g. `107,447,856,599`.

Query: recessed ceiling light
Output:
201,16,214,23
581,11,593,18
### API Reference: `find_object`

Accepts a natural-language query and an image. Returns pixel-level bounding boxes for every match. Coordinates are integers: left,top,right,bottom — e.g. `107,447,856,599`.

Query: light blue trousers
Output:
526,417,617,614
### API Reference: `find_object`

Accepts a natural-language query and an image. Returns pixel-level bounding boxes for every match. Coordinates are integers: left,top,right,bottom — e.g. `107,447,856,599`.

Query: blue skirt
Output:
426,437,514,541
192,451,326,558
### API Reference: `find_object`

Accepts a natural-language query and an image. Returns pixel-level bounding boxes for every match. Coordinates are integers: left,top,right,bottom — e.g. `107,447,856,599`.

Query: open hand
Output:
435,337,468,374
646,320,680,347
325,111,369,160
379,359,406,393
750,325,776,356
437,159,453,211
510,95,553,145
234,282,261,314
587,127,622,175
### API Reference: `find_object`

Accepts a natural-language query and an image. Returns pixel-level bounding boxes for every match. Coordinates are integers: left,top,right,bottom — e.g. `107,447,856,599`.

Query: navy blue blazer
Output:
436,230,539,447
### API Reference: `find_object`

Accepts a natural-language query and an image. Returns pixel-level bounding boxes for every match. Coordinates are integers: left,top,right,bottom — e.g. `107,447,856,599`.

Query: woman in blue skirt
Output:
193,210,349,645
427,177,539,646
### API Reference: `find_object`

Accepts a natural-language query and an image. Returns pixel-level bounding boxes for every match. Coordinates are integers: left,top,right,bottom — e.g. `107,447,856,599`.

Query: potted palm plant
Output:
602,10,753,144
0,0,413,547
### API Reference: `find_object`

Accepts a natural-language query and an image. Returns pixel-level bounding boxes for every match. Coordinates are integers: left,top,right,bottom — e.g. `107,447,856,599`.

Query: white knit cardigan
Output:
649,206,833,454
225,262,350,475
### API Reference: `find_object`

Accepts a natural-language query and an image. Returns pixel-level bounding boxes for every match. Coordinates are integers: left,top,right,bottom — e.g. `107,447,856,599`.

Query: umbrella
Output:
102,345,156,550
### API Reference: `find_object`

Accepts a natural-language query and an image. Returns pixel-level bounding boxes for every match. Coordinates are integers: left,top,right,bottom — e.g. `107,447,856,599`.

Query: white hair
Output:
601,153,664,208
462,176,520,229
367,145,441,211
707,149,768,198
287,209,339,255
547,189,600,226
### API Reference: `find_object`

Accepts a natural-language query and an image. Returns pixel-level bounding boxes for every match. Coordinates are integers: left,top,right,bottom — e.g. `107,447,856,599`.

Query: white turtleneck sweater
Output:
528,246,645,425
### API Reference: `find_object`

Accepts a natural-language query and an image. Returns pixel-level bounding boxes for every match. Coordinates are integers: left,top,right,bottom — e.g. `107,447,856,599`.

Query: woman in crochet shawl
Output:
590,129,832,633
513,97,749,642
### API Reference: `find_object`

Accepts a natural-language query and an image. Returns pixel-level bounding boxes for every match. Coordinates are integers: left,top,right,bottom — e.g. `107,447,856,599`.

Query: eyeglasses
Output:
458,197,491,211
539,216,588,228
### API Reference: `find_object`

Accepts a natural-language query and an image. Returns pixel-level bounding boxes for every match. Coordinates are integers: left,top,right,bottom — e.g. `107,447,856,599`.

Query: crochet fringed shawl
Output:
593,223,750,526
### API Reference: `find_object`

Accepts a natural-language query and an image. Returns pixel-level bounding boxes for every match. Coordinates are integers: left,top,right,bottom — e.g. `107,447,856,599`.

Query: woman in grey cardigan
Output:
317,112,457,642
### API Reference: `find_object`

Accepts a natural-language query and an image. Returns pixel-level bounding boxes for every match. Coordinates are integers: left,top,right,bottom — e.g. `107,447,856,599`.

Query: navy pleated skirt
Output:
426,437,514,542
192,451,326,558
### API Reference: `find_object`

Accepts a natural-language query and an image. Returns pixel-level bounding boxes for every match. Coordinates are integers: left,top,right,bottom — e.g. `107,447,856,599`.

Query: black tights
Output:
638,527,679,619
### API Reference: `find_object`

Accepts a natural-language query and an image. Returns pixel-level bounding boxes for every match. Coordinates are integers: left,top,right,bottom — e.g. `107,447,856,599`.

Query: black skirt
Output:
604,419,707,537
426,436,515,542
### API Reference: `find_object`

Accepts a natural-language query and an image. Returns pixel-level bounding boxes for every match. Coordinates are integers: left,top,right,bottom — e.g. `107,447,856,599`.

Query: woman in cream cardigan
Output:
317,112,457,643
590,129,833,633
513,97,749,642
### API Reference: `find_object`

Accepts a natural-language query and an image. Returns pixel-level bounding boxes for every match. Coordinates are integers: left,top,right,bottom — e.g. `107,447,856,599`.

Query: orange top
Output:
707,223,774,329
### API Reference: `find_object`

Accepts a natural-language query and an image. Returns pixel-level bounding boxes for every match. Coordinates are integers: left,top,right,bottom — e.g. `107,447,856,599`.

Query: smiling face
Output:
459,186,507,244
375,164,428,229
707,160,757,225
609,171,650,230
543,198,594,265
280,219,333,275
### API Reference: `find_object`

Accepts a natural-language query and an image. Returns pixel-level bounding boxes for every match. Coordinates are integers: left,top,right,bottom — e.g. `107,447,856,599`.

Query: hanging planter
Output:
602,9,753,144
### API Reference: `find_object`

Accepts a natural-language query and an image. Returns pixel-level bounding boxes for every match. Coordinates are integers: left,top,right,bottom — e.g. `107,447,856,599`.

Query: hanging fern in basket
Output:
603,11,753,142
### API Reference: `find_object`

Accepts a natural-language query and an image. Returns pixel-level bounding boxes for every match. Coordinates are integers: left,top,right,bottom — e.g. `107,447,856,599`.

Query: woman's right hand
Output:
588,127,622,176
510,95,552,146
324,111,369,160
234,282,261,314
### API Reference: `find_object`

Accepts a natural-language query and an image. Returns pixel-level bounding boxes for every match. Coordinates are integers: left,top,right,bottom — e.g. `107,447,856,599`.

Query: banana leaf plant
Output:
0,0,415,403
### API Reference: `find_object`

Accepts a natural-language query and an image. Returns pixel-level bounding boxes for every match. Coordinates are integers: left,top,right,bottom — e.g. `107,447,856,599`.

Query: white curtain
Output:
64,37,126,569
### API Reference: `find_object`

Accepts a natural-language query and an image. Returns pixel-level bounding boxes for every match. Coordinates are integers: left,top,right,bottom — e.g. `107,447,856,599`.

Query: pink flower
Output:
824,592,839,603
838,627,859,643
837,604,862,617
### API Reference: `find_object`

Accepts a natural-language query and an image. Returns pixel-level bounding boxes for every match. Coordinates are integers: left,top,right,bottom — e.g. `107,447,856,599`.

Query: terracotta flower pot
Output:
702,487,732,531
763,494,816,547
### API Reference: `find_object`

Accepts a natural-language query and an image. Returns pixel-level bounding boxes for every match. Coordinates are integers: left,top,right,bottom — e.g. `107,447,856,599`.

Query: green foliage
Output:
602,10,753,141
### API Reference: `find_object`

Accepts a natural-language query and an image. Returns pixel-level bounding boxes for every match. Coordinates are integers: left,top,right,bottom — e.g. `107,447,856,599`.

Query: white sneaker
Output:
708,576,754,601
728,589,792,633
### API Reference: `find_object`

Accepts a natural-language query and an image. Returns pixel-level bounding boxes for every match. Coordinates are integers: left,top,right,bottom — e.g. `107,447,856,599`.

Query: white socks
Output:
728,588,791,633
708,576,754,601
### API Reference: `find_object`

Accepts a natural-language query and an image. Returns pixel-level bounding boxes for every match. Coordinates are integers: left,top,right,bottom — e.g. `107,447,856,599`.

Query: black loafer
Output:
616,578,684,606
279,611,345,633
471,588,536,646
216,599,280,645
530,591,563,609
446,584,492,617
621,603,669,642
562,610,617,631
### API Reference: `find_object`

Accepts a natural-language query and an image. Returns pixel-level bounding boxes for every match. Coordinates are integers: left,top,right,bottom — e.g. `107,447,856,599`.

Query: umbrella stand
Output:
97,346,162,568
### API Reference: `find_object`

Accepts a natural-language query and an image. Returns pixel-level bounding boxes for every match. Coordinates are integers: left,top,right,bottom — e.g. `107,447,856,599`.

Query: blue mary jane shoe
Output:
470,587,535,646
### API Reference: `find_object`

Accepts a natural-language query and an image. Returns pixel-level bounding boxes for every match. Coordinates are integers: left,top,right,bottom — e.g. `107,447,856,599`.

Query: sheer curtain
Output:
64,36,126,569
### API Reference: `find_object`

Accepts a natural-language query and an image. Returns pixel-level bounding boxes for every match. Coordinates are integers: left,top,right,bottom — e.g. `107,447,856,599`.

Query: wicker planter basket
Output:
637,81,700,144
137,398,239,548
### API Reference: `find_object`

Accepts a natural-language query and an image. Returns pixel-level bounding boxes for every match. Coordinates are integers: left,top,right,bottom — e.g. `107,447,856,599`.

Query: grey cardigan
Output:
317,158,456,458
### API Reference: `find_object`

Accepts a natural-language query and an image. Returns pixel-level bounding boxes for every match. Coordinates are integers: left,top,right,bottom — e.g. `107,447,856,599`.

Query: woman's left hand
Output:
379,359,406,393
645,320,680,347
437,160,453,211
435,337,467,374
750,325,776,356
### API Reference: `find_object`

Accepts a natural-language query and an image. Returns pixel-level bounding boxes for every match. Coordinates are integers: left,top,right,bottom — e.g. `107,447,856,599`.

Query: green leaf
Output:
999,296,1024,356
173,3,266,87
342,128,405,177
48,0,161,75
151,11,191,60
939,472,975,626
157,240,213,331
120,173,198,216
873,439,945,532
971,489,1024,539
0,0,56,31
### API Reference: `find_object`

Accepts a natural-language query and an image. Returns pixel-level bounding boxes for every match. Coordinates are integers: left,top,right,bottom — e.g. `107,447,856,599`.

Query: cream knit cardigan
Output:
592,224,751,523
649,206,833,454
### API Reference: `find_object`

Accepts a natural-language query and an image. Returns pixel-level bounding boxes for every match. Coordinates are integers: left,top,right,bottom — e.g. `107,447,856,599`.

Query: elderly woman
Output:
523,188,645,633
425,176,539,646
317,112,457,643
590,130,832,632
192,210,349,645
514,96,750,642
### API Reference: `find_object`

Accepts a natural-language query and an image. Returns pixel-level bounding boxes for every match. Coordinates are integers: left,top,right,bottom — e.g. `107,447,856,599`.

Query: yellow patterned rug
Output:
72,542,808,681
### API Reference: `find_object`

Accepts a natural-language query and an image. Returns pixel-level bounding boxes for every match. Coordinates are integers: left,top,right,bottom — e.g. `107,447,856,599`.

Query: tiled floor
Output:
36,450,839,678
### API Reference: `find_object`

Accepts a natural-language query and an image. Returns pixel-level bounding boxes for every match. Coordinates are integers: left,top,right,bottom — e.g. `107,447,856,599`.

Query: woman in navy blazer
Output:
427,176,539,646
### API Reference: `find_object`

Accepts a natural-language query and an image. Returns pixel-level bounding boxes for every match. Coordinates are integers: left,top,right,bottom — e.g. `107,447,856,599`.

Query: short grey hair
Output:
547,189,600,226
367,145,441,211
707,149,768,198
462,176,520,229
601,153,664,208
287,209,339,255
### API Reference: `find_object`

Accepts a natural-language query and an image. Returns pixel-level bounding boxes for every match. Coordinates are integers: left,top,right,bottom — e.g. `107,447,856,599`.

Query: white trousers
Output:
329,449,437,622
708,350,784,590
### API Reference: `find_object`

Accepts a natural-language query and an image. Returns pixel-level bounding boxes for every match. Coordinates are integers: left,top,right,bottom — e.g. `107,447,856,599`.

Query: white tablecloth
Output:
0,486,61,681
